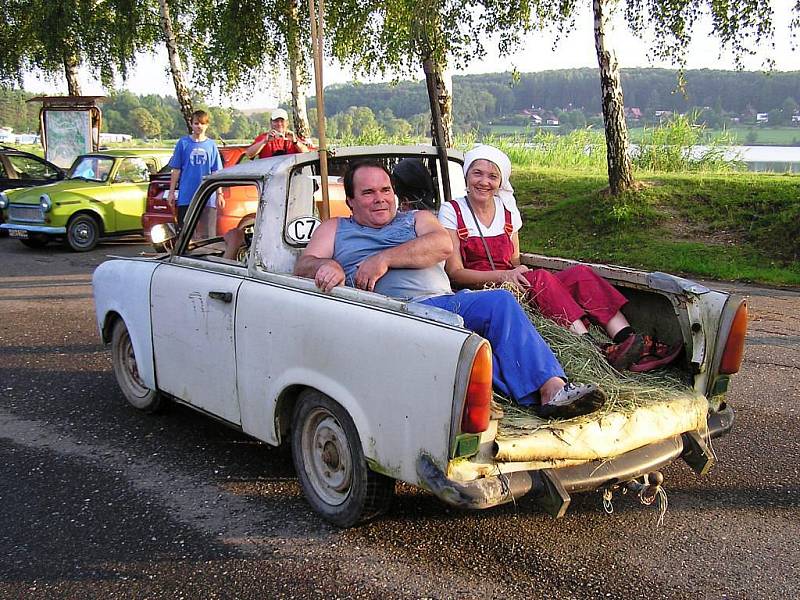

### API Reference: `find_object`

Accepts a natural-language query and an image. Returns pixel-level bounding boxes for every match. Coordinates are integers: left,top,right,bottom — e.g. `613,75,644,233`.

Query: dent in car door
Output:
150,264,243,424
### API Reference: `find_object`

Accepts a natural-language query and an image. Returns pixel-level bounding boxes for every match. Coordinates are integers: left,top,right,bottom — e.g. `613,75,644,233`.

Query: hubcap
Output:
119,330,148,398
301,408,352,506
76,224,89,240
71,220,95,247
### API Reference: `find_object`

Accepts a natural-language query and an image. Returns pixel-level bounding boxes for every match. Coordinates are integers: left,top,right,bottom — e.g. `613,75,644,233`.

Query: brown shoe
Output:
602,333,645,371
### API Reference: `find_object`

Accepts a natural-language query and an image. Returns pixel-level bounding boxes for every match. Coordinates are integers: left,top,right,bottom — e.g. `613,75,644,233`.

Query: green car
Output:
0,149,172,251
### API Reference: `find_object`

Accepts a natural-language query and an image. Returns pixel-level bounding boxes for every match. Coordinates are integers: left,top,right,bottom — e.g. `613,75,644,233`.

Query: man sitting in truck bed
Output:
295,160,606,420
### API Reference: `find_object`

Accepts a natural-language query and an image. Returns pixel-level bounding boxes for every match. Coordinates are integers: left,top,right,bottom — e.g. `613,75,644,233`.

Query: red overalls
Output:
449,199,627,328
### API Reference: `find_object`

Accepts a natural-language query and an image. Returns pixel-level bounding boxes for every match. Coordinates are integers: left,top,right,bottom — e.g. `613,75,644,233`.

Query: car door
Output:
149,182,248,424
4,152,63,189
108,157,156,232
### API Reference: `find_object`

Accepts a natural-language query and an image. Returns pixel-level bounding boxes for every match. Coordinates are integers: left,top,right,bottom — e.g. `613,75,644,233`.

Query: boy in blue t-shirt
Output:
167,110,224,226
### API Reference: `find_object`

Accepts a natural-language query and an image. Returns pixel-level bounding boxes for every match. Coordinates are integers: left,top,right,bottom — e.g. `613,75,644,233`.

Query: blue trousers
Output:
421,289,565,406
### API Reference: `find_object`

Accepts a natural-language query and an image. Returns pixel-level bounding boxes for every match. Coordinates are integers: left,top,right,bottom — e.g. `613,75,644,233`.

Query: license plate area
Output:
9,229,29,239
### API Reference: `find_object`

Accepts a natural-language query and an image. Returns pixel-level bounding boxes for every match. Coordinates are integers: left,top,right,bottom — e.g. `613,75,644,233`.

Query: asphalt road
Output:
1,237,798,599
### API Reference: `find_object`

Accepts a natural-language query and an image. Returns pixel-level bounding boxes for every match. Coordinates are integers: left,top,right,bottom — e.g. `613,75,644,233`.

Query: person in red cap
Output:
245,108,312,159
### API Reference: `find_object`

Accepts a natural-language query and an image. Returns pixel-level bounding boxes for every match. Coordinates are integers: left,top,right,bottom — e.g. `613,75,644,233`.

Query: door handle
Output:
208,291,233,303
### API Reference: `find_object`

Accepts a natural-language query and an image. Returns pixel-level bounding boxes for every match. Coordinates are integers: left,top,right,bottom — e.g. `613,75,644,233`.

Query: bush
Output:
633,114,744,173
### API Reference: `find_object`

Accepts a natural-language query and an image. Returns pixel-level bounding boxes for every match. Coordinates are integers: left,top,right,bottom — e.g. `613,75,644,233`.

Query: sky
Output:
22,2,800,111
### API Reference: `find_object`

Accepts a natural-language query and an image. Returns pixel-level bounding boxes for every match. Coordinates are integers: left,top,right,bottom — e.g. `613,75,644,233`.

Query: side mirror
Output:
150,222,178,252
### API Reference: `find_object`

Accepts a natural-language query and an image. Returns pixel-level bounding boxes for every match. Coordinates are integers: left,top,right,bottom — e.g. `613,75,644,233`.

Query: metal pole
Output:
423,60,452,206
308,0,330,220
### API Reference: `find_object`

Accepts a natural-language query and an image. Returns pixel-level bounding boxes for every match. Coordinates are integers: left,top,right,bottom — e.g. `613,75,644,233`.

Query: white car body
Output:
93,145,745,526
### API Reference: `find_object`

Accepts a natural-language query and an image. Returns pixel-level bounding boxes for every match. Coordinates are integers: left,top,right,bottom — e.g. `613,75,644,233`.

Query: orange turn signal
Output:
720,301,748,375
461,343,493,433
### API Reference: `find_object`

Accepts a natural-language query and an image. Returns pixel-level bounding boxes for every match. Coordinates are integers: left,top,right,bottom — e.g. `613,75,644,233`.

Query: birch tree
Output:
191,0,311,137
325,0,533,147
0,0,157,96
529,0,783,194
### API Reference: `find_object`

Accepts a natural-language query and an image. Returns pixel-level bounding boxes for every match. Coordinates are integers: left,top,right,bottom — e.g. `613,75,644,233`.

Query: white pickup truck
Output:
92,145,747,527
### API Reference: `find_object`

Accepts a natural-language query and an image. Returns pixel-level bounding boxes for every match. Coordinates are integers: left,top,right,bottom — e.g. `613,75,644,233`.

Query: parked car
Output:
93,146,746,527
0,145,65,235
0,149,172,251
142,145,248,242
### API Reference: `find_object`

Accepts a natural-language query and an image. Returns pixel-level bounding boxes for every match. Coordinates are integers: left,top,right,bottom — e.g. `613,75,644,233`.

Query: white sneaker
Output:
534,383,606,419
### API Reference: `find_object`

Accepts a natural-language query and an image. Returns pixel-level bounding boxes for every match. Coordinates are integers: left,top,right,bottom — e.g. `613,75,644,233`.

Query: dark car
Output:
0,146,65,235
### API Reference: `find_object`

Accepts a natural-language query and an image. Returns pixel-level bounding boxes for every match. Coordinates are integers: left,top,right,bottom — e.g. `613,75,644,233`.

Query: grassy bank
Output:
488,125,800,146
512,167,800,287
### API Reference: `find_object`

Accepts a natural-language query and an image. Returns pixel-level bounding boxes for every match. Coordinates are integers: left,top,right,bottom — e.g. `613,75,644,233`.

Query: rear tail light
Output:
461,342,493,433
147,183,172,213
719,301,748,374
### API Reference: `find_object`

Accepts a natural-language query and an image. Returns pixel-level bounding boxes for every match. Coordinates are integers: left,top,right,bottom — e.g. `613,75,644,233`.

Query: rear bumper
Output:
418,405,735,516
0,223,66,234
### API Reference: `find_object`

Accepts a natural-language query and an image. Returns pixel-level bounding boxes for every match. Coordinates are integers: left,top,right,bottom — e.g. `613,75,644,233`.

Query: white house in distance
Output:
99,133,133,143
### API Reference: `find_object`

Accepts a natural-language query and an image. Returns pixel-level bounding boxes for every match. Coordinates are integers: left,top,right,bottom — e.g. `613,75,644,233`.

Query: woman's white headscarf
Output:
463,144,520,222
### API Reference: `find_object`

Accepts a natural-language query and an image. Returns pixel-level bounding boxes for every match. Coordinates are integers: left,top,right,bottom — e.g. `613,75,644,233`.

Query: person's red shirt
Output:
252,134,309,159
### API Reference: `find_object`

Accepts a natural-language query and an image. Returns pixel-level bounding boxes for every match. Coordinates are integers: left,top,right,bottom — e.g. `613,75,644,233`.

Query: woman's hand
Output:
498,265,530,290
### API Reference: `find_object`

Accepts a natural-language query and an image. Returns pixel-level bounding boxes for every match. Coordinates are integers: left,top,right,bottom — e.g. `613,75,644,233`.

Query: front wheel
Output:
65,214,100,252
292,390,394,527
110,319,164,413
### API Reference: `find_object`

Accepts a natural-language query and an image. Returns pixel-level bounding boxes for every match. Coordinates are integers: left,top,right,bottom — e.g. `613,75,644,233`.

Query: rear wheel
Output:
65,214,100,251
111,319,164,413
292,390,394,527
20,234,49,248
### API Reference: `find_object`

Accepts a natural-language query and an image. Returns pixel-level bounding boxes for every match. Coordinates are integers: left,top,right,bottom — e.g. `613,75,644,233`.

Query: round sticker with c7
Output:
286,216,321,244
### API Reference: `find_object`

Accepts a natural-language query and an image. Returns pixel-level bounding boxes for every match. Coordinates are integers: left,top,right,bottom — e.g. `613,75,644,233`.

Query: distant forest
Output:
318,68,800,132
2,68,799,140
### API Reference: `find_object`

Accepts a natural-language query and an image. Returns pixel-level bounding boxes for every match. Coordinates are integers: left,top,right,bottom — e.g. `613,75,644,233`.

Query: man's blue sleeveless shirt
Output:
333,211,452,301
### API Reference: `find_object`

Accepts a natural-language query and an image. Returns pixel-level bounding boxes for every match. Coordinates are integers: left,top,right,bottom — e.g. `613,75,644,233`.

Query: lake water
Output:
721,146,800,173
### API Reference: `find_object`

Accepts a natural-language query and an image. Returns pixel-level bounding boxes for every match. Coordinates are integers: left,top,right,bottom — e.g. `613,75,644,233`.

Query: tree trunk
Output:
422,57,453,148
63,52,82,96
593,0,634,195
287,0,310,139
158,0,193,133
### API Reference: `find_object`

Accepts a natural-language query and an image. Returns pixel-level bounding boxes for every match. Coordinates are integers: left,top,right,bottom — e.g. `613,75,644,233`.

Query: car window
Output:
7,155,60,180
282,155,455,248
113,157,152,183
0,159,7,178
178,181,260,265
69,157,114,182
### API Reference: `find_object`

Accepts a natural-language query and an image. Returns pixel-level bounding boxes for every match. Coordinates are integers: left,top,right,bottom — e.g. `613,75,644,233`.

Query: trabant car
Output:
92,146,746,527
0,146,65,235
0,148,171,251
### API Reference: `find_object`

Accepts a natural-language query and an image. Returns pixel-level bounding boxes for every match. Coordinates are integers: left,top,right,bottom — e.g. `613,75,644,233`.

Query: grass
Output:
512,167,800,286
629,125,800,146
489,124,800,146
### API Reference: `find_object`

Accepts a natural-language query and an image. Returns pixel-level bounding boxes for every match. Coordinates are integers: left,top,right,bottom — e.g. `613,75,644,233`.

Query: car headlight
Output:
150,222,177,246
40,194,52,212
0,192,7,209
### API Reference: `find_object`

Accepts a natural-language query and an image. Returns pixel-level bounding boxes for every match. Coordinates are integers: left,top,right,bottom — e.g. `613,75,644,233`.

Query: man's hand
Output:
222,228,245,260
314,259,346,292
166,190,176,205
354,252,389,292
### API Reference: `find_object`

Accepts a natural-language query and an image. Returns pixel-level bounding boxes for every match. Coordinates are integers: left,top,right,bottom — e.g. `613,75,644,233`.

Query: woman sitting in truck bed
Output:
427,145,680,373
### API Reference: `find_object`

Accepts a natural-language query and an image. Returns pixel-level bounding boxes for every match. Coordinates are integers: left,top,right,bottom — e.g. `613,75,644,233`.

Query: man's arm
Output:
245,135,267,159
353,211,452,291
293,219,345,292
166,168,180,205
